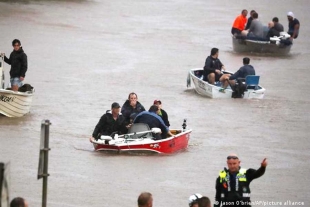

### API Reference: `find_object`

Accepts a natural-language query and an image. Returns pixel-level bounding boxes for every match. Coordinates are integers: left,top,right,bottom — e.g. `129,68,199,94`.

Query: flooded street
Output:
1,0,310,206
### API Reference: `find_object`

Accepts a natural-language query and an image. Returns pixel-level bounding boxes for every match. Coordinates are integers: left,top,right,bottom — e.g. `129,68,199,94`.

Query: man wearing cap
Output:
90,102,127,141
153,99,170,127
287,11,300,40
214,154,267,207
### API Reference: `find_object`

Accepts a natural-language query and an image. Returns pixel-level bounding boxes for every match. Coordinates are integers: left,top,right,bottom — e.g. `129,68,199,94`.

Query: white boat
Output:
232,32,292,55
187,68,266,99
0,55,34,117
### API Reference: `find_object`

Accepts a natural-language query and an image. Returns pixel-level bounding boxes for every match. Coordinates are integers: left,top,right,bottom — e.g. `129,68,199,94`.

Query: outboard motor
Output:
182,119,187,132
232,78,247,98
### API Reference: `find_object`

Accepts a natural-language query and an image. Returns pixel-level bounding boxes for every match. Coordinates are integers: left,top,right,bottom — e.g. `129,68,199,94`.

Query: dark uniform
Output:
92,111,127,140
214,166,266,207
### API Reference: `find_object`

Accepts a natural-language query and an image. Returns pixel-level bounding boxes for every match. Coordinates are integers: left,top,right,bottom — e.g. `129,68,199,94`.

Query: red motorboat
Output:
90,120,192,154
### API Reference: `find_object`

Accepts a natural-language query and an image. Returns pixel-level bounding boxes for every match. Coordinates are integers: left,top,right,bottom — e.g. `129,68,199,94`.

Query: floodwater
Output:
0,0,309,206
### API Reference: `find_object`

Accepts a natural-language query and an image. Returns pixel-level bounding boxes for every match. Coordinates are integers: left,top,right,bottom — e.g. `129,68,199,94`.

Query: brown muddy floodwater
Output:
0,0,309,206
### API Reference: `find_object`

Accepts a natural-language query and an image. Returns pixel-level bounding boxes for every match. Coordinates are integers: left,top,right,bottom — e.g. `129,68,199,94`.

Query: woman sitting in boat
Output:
133,105,173,140
90,102,128,142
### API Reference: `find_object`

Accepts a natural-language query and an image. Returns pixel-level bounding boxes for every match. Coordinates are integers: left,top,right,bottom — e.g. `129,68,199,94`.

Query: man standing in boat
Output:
1,39,27,91
90,102,127,141
203,48,226,85
214,154,267,207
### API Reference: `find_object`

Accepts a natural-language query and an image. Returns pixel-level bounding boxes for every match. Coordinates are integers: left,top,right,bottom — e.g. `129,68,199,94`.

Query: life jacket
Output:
218,168,251,202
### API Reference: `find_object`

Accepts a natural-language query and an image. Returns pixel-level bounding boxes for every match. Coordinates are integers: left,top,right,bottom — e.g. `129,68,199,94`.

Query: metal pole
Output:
42,120,51,207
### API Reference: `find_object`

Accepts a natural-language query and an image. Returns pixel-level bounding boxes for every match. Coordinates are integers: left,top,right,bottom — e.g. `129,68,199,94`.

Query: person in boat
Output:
272,17,284,32
90,102,128,141
137,192,153,207
287,11,300,41
247,12,264,40
266,21,280,39
121,92,145,126
133,105,173,139
220,57,255,89
153,99,170,127
214,154,268,207
202,48,226,85
1,39,27,91
231,9,248,36
245,10,256,30
10,197,29,207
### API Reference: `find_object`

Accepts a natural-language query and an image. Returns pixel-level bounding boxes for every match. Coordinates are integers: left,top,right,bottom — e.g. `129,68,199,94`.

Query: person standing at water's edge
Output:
214,154,267,207
1,39,28,91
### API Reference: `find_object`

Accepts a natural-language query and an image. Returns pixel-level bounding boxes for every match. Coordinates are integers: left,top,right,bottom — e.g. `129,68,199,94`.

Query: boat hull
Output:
92,129,192,154
232,36,292,55
188,69,265,99
0,89,34,117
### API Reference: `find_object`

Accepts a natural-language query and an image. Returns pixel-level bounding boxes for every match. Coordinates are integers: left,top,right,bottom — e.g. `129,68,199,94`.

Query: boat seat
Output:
128,123,152,139
245,75,260,90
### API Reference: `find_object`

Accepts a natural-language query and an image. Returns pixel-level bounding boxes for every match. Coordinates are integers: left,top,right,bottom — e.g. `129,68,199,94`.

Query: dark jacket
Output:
274,22,284,32
121,100,145,125
159,109,170,127
245,17,253,30
214,166,266,207
133,111,169,137
4,47,28,78
229,65,255,80
267,27,280,39
92,111,127,139
203,56,224,81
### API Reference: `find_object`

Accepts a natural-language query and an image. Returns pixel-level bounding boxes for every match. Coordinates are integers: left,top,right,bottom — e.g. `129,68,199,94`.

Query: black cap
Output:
111,102,120,109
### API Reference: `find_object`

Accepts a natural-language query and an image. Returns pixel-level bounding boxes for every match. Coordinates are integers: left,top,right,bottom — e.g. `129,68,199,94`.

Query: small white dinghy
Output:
187,68,266,99
0,54,34,117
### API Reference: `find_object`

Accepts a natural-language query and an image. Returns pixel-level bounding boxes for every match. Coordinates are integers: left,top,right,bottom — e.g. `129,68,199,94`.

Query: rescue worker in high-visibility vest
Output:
214,154,267,207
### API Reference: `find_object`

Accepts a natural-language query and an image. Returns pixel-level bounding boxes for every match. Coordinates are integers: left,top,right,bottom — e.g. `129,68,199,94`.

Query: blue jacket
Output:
229,65,255,80
133,111,169,135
